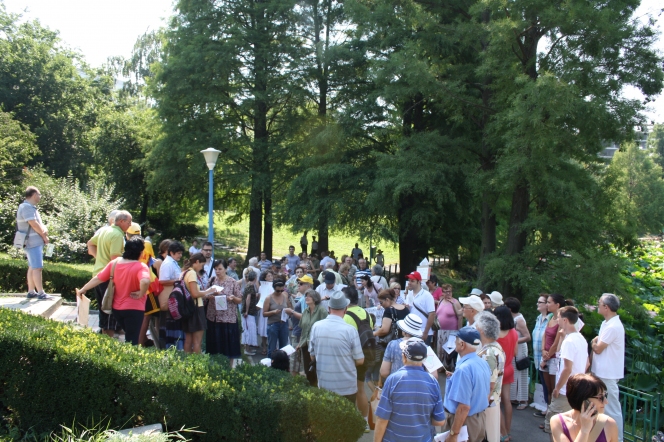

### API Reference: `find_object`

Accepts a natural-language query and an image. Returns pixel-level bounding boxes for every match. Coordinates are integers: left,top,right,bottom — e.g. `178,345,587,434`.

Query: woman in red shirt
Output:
77,237,151,346
495,305,519,442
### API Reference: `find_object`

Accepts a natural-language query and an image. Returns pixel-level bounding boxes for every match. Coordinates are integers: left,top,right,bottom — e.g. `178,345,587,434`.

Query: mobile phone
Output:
583,400,597,416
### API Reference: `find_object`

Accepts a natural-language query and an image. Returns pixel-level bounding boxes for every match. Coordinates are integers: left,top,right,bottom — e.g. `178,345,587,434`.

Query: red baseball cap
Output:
406,271,422,281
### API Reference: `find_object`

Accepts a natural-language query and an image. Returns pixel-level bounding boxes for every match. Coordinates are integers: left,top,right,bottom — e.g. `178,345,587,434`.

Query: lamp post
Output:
201,148,221,253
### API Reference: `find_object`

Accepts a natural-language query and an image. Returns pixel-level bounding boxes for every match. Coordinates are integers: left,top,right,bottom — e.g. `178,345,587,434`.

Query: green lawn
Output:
0,252,94,273
194,213,401,267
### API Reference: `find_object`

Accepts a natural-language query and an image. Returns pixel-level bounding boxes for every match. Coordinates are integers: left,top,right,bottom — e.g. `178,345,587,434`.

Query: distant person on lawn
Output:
16,186,49,299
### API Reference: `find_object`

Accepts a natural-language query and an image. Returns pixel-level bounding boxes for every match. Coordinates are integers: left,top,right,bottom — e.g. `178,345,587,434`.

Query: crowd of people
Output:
15,196,628,442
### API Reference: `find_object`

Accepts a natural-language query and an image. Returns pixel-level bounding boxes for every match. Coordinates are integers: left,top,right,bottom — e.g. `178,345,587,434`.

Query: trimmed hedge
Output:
0,257,90,302
0,309,365,441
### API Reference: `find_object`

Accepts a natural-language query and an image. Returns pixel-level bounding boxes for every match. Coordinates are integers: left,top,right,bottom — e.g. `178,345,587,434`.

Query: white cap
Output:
459,295,484,313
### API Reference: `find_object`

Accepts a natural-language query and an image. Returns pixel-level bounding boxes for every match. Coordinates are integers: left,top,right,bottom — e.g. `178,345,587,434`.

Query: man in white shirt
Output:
591,293,625,441
316,272,346,310
188,240,200,255
317,261,343,285
319,251,335,271
405,271,436,345
200,242,214,287
544,306,588,433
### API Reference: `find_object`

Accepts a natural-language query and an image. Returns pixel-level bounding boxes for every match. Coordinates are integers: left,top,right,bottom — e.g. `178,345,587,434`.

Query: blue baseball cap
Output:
457,326,481,346
399,337,427,361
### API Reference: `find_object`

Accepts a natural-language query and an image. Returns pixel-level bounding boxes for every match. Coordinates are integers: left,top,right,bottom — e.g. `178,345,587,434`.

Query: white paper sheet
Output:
281,309,289,322
419,257,429,266
280,344,296,356
365,306,384,328
443,335,457,354
434,425,468,442
256,281,273,309
260,358,272,366
423,346,444,373
574,318,584,332
215,295,228,311
417,266,430,281
210,285,224,293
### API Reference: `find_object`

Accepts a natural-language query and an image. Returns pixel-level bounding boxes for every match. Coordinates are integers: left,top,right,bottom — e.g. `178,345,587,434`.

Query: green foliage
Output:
606,143,664,237
0,255,91,301
0,111,39,179
648,124,664,171
0,6,115,179
0,309,365,442
0,168,122,262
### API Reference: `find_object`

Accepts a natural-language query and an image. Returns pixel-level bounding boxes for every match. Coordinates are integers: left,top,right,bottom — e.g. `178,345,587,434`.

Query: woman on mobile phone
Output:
550,373,619,442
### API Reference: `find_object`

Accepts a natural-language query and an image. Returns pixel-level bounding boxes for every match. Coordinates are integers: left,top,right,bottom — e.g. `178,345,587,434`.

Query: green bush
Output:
0,257,91,302
0,309,365,442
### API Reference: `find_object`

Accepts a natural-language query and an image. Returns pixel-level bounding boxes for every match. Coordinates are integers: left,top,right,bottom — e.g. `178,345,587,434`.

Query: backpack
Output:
168,273,196,321
346,310,377,362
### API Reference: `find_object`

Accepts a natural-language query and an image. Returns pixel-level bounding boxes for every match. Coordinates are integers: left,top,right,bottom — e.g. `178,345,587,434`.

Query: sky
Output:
2,0,664,123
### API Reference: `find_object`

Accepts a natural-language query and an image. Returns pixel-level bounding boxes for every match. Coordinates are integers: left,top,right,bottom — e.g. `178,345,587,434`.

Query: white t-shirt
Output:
159,255,181,281
591,315,625,380
410,289,436,336
316,284,346,310
557,332,588,395
189,246,200,255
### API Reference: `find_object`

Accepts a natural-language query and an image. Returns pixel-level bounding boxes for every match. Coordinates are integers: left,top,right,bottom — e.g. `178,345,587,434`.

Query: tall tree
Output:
149,0,305,258
0,6,113,178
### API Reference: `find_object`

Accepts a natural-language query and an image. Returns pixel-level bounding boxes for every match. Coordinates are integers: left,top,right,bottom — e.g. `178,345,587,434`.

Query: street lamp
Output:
201,148,221,252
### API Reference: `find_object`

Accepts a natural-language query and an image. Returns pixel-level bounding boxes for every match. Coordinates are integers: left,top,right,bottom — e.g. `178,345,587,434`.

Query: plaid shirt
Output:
532,313,552,366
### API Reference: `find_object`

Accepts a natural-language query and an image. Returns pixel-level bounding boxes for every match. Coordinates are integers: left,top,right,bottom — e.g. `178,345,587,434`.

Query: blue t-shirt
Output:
444,352,491,416
376,366,445,442
383,338,407,375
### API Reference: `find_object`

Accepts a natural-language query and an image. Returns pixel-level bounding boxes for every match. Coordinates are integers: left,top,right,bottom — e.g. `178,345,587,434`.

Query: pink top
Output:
544,323,559,351
436,299,460,331
97,260,150,311
497,328,518,384
431,287,443,302
559,414,607,442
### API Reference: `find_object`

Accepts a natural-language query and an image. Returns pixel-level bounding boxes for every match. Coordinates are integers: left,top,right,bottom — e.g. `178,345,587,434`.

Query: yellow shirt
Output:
90,225,125,276
183,269,204,307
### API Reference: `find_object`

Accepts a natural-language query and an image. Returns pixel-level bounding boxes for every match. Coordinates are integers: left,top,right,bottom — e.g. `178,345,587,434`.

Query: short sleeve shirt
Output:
183,269,204,307
343,305,374,330
376,366,445,442
96,260,150,311
478,342,506,404
411,289,436,336
557,332,588,395
383,338,407,375
16,201,44,248
444,352,491,416
591,315,625,380
158,255,181,281
89,225,125,275
308,315,364,396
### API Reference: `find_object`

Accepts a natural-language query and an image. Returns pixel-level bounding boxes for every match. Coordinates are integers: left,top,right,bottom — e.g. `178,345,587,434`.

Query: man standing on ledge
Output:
87,210,132,337
591,293,625,442
16,186,49,299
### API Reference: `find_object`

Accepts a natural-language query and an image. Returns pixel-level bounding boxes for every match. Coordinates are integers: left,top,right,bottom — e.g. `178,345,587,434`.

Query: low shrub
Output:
0,309,365,442
0,257,90,302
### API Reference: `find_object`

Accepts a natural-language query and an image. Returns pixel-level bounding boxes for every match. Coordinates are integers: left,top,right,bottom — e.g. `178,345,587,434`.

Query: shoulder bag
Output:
377,307,399,347
413,299,440,332
13,218,31,249
100,260,119,314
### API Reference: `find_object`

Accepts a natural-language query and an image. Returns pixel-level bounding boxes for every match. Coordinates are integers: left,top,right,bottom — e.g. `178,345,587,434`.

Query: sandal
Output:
261,347,267,355
539,424,545,430
516,403,528,410
500,435,511,442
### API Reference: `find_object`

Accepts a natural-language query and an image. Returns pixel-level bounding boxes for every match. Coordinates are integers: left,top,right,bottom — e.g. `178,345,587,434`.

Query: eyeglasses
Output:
202,249,212,252
537,301,546,304
298,282,307,285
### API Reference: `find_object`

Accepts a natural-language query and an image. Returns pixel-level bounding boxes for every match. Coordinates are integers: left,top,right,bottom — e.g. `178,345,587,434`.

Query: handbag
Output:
515,355,530,371
100,260,118,314
413,301,440,332
377,308,399,347
145,279,163,316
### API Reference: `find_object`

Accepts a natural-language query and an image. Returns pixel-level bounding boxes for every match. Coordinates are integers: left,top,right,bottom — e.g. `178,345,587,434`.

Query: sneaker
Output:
364,423,370,433
244,349,256,356
27,291,38,299
36,292,51,300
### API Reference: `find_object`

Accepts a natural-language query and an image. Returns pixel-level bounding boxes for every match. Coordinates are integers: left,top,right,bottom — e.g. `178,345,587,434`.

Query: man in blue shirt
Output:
374,338,446,442
443,326,491,442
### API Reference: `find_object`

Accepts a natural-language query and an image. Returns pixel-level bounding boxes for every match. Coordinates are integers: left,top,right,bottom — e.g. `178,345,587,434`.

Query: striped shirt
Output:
532,313,552,366
376,366,445,442
308,315,364,396
355,267,371,287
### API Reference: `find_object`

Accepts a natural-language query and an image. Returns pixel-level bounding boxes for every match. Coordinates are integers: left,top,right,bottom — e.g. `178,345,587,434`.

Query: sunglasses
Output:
202,249,212,252
594,392,609,401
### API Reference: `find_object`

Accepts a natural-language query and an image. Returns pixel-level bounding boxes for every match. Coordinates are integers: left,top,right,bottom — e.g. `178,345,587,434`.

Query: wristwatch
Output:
450,429,457,436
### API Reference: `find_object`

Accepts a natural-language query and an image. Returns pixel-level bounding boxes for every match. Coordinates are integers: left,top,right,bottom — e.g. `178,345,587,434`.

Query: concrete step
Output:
0,293,62,318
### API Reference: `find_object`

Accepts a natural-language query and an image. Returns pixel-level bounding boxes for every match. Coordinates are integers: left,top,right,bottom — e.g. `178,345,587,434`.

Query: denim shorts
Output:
25,245,44,269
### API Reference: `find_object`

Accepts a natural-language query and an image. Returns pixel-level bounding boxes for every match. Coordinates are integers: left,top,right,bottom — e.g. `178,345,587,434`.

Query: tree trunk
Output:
503,181,529,298
263,188,273,260
398,200,428,286
247,179,263,259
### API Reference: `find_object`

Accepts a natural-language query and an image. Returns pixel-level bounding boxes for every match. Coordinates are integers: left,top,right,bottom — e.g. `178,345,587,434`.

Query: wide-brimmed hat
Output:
470,288,483,296
459,295,484,313
397,313,424,337
328,291,349,310
489,291,504,306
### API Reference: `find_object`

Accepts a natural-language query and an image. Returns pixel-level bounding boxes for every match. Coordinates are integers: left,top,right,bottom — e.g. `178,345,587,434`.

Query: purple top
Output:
558,414,607,442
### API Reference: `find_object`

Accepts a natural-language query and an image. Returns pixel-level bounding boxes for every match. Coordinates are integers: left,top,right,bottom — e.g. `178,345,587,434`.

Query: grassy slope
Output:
194,213,402,267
